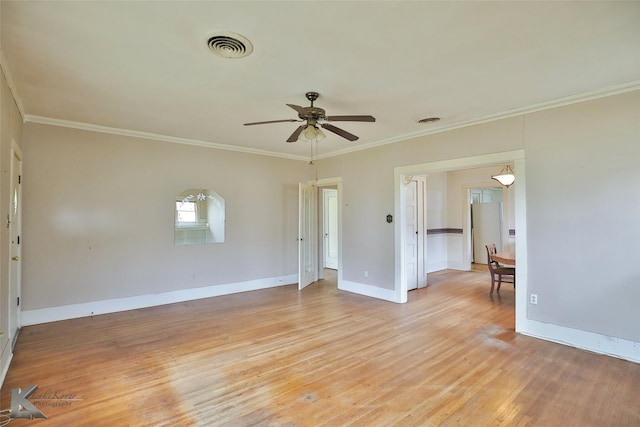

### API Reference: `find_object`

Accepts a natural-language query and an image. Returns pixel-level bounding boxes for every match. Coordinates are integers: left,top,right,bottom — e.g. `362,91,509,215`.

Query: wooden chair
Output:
485,244,515,294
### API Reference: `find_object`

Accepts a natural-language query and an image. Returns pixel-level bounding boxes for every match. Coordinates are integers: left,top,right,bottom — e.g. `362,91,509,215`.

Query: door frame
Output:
321,187,338,270
300,177,342,286
394,150,527,332
8,142,22,348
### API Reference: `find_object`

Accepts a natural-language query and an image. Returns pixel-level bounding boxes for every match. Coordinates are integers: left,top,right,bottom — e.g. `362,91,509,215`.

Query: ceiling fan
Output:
243,92,375,142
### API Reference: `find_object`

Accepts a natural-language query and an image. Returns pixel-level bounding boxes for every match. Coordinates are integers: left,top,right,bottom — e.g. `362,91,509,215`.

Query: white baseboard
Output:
21,274,297,326
339,280,398,303
0,352,12,389
521,319,640,364
427,261,448,273
447,261,468,271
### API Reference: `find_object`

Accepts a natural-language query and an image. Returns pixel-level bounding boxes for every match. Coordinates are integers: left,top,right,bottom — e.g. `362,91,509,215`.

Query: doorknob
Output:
11,256,19,261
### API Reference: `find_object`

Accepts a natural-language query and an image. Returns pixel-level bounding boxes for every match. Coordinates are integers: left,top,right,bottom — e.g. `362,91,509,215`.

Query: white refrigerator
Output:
471,201,503,264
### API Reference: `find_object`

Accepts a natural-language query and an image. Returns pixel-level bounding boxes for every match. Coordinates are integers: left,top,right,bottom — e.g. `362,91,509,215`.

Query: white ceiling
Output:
2,1,639,160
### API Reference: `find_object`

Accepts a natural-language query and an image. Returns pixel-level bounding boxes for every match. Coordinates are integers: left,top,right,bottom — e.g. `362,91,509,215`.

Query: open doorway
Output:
316,178,342,284
321,187,338,270
298,178,343,288
393,151,527,332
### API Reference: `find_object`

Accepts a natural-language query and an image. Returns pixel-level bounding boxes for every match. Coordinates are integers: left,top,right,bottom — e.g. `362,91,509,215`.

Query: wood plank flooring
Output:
1,269,639,426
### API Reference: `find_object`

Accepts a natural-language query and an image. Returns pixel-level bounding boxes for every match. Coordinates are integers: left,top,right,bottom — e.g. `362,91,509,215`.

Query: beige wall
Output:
22,123,307,310
525,90,640,342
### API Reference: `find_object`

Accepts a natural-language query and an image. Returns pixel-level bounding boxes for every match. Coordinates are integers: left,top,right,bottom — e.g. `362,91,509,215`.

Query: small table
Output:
492,252,515,266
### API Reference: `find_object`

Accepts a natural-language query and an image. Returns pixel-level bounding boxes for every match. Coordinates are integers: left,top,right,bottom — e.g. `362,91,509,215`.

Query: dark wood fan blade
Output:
244,119,299,126
325,115,375,122
320,123,359,141
286,126,304,143
286,104,307,114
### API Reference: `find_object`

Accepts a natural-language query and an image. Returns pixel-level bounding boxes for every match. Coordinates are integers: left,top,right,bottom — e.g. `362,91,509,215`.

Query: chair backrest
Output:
485,244,498,270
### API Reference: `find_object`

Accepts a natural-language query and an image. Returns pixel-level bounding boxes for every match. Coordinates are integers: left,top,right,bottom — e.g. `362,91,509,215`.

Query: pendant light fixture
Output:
491,165,515,187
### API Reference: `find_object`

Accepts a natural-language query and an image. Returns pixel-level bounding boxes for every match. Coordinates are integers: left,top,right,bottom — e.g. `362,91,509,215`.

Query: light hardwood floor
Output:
1,269,639,426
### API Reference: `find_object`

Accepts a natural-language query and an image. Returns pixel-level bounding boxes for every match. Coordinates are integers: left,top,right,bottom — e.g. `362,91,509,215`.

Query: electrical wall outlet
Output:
530,294,538,305
364,270,369,278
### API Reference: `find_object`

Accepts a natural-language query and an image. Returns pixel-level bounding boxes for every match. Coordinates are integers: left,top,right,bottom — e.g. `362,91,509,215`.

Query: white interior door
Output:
472,201,503,264
323,189,338,269
8,146,22,347
298,183,317,290
405,181,418,290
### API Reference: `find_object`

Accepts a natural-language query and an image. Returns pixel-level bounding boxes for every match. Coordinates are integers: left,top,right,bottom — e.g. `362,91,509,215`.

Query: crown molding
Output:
317,80,640,160
19,80,640,163
0,50,26,121
23,115,308,161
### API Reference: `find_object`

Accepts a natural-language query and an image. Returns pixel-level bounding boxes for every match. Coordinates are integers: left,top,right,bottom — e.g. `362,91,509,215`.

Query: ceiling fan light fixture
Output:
303,124,317,141
300,124,325,141
491,165,515,187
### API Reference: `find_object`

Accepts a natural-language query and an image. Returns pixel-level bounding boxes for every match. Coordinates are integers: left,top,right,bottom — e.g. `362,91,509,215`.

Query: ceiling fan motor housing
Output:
300,107,326,122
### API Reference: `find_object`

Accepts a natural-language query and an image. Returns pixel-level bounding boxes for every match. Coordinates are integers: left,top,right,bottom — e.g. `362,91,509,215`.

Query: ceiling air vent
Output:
207,32,253,59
